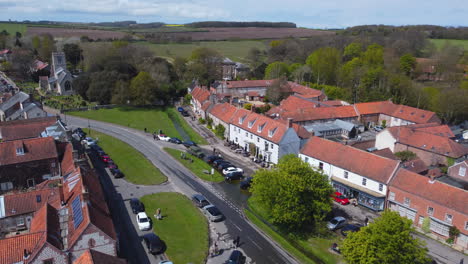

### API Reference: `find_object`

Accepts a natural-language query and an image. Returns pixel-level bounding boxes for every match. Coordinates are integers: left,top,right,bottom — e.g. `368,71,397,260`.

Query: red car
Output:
101,155,111,163
332,192,350,205
107,161,118,169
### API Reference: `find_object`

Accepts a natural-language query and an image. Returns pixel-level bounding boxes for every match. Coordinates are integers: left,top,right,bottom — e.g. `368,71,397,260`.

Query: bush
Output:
446,237,454,244
214,124,225,139
244,103,252,110
198,118,206,124
395,151,417,162
183,94,192,105
422,217,431,233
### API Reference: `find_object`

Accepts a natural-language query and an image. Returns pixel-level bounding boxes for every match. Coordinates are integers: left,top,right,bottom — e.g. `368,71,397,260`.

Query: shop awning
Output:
331,176,386,198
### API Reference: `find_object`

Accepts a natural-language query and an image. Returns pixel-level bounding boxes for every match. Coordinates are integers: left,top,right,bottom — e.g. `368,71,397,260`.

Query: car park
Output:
212,159,227,167
136,212,151,231
332,192,350,205
130,198,144,214
222,167,244,175
182,140,197,147
327,216,346,230
157,134,171,141
187,146,205,158
340,224,362,237
142,233,163,254
226,250,244,264
168,137,182,144
202,205,223,222
225,171,244,181
191,194,210,208
111,168,124,178
240,177,253,190
206,155,222,164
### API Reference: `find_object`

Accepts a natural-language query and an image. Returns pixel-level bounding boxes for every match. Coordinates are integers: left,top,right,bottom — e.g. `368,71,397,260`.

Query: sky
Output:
0,0,467,28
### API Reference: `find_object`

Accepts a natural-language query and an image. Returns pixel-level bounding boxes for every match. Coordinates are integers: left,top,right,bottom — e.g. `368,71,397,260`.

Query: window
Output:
88,238,96,247
0,182,13,191
257,137,259,142
271,143,273,149
362,178,367,186
64,80,71,91
427,207,434,216
250,134,252,139
379,184,383,192
245,132,248,137
305,157,309,163
51,162,56,168
344,171,348,179
319,162,323,170
445,214,453,224
418,216,425,225
16,217,25,227
430,219,450,236
16,147,24,155
389,192,395,201
404,197,410,206
235,137,238,142
43,259,53,264
465,222,468,231
459,166,466,177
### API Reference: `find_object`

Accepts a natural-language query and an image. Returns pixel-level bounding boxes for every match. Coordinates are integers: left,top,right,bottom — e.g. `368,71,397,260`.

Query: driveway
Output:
65,115,298,264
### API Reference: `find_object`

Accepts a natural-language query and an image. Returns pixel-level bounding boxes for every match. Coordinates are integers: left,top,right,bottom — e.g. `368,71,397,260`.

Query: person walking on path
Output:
235,235,240,248
364,217,369,226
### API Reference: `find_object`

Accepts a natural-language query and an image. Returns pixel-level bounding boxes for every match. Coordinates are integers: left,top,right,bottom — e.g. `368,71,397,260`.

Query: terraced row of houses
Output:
190,80,468,251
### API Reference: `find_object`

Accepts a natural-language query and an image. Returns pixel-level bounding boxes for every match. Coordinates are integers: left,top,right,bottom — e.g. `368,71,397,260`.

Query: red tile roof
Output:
209,103,239,124
230,110,291,144
4,187,60,217
201,101,212,112
354,101,439,124
32,60,49,71
30,203,62,249
224,79,275,89
0,117,58,141
246,91,260,97
416,58,437,74
373,148,399,160
390,168,468,215
301,137,400,183
281,105,358,122
0,232,45,264
60,142,76,175
191,86,210,103
287,82,323,98
73,249,126,264
267,95,320,117
402,158,428,174
387,125,468,158
0,137,58,166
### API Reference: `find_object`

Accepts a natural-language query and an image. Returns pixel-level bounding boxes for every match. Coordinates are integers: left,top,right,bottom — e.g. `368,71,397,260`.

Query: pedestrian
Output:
156,208,162,220
144,127,147,133
460,258,464,264
235,235,240,248
364,217,369,226
153,133,156,140
213,147,216,155
214,242,218,255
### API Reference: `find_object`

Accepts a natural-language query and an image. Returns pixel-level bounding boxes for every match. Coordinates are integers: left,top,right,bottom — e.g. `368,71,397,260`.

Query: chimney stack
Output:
58,183,66,206
287,118,293,128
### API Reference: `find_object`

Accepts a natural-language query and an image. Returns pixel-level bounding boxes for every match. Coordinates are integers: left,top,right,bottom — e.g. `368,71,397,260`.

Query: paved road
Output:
65,115,298,264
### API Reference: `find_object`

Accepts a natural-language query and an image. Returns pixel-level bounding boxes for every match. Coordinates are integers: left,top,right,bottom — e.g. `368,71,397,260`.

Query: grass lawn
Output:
246,197,340,264
0,23,27,35
140,192,208,264
88,129,166,185
430,39,468,50
135,40,267,62
68,106,206,144
164,148,224,182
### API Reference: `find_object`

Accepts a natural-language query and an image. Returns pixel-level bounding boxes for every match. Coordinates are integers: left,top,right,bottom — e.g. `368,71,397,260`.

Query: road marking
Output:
232,223,242,232
250,239,263,250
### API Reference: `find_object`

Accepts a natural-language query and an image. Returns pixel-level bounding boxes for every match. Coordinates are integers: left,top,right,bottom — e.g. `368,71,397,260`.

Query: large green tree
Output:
187,47,222,85
264,61,289,79
342,211,430,264
400,53,416,77
63,43,82,68
251,155,333,230
129,71,158,105
306,47,341,85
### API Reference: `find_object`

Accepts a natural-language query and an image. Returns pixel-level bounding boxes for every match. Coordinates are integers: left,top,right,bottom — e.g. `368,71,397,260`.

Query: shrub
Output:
198,118,206,124
214,124,225,139
244,103,252,110
422,217,431,233
395,151,417,162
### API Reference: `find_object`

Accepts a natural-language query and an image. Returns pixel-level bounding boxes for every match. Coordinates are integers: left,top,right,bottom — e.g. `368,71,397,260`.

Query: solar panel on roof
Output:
72,196,83,229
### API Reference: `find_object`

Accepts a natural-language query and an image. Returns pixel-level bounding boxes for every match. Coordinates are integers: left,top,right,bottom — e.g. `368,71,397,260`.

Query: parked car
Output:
206,155,222,164
159,261,173,264
225,171,244,181
222,167,244,175
332,192,350,205
341,224,362,237
181,111,190,117
158,134,171,141
212,159,227,167
101,155,111,163
240,177,253,190
130,198,144,214
169,137,182,144
136,212,151,231
107,161,118,169
327,216,346,230
191,194,210,208
84,137,97,146
182,140,197,148
187,146,205,158
97,150,107,158
218,162,234,171
142,233,163,254
111,168,124,178
177,107,185,112
202,205,223,222
226,250,244,264
90,144,102,152
374,125,384,132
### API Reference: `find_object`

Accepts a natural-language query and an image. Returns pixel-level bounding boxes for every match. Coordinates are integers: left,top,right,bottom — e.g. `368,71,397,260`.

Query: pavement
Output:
63,114,299,264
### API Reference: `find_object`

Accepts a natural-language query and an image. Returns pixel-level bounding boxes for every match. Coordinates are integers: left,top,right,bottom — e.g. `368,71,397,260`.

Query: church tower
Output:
51,52,67,77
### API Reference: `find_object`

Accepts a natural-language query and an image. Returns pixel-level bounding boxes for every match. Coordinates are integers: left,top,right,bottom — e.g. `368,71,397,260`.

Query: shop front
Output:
331,176,386,211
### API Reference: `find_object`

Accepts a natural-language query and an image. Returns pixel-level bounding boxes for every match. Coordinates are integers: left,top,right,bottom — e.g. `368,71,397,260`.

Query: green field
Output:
246,197,340,264
140,192,208,264
164,148,224,182
135,40,267,62
68,106,207,145
88,129,167,185
430,39,468,50
0,23,27,35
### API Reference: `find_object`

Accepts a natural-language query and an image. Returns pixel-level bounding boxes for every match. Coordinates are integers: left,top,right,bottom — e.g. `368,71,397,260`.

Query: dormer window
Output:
248,118,257,128
257,123,266,133
239,115,246,124
16,147,24,156
268,127,278,137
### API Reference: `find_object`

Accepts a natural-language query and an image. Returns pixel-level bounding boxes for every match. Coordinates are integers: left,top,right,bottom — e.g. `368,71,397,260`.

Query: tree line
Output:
186,21,296,28
340,25,468,40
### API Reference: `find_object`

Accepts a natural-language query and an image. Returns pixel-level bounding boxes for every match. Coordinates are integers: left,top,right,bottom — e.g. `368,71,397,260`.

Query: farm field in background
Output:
0,23,27,35
430,39,468,50
26,26,127,40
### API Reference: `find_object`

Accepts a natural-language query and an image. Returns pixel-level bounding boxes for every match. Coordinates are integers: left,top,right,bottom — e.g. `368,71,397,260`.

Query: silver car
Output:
327,216,346,230
202,205,223,222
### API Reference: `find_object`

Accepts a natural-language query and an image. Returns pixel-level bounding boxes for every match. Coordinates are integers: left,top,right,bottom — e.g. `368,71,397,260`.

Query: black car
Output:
217,162,234,171
206,155,222,164
225,171,244,181
181,111,190,117
182,141,197,148
130,198,144,214
340,224,362,237
212,159,227,167
169,137,182,144
226,250,244,264
142,233,164,255
111,168,124,178
240,177,253,190
191,194,210,208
